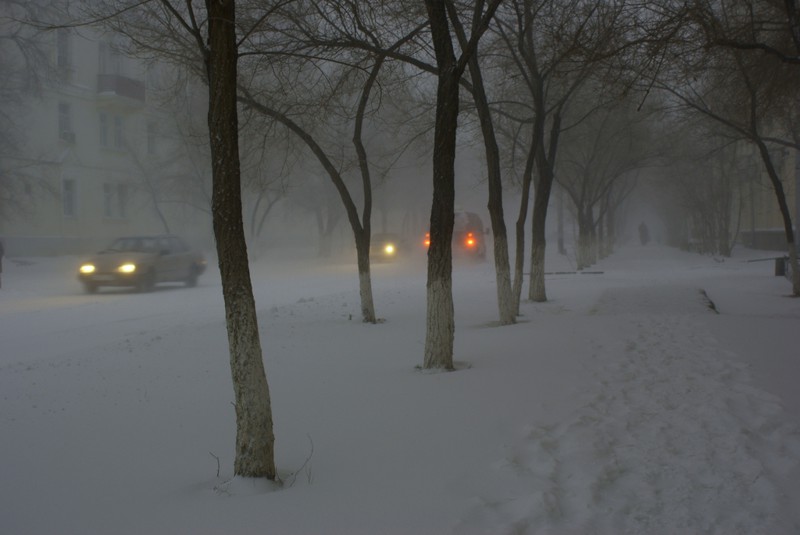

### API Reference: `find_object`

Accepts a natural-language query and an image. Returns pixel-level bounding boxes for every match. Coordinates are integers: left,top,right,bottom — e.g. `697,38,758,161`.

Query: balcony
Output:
96,74,146,108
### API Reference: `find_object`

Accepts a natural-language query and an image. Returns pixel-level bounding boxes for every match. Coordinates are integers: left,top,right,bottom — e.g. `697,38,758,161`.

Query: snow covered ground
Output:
1,242,799,534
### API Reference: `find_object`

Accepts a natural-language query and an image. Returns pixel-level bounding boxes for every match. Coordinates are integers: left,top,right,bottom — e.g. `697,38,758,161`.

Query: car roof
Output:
454,211,484,229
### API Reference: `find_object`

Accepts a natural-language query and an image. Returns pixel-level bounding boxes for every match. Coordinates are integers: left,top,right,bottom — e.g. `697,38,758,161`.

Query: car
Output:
424,211,487,259
77,235,207,293
370,233,406,262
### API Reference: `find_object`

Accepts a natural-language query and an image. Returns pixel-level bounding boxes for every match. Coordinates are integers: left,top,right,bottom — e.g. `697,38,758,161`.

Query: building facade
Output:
0,23,212,257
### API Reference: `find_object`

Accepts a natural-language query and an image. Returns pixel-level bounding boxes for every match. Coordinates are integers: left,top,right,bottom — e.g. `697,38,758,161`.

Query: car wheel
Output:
83,282,98,294
185,265,199,287
137,269,156,293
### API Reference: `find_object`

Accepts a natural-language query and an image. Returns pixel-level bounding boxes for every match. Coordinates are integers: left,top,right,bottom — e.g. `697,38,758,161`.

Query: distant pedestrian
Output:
638,222,650,246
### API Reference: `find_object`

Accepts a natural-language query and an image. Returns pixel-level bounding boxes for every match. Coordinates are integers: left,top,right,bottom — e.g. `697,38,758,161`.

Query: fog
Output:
3,3,800,532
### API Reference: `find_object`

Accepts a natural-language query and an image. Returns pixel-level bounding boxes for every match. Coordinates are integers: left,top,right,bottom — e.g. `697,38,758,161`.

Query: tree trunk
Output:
512,147,534,316
491,233,515,322
528,80,561,302
529,236,547,302
205,0,276,479
587,206,597,266
557,185,566,255
466,46,515,325
606,204,615,255
755,138,800,295
597,211,606,259
351,58,382,323
789,242,800,296
529,153,556,302
529,177,550,302
576,209,592,270
422,0,459,370
355,230,377,323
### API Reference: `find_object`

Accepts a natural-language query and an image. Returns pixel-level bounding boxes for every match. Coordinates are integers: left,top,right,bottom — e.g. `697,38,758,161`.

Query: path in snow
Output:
456,285,800,535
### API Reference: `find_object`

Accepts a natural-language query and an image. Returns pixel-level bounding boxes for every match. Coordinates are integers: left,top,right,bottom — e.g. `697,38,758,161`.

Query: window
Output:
99,41,122,75
102,183,113,216
146,121,157,155
118,184,128,217
113,115,124,148
57,29,71,70
99,112,108,147
103,183,128,218
157,237,172,254
170,237,188,252
100,112,125,149
62,178,77,217
58,102,74,142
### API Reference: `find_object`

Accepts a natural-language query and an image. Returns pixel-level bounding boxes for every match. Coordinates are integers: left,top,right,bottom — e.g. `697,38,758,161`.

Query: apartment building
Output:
0,25,212,256
740,149,800,251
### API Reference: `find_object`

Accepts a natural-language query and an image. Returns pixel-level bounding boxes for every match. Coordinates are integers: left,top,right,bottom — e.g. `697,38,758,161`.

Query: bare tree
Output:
288,0,520,327
690,0,800,63
235,60,384,322
557,96,658,268
421,0,501,369
120,93,212,234
655,127,746,256
79,0,278,479
421,0,460,370
687,0,800,292
656,37,800,294
238,115,293,249
598,177,636,257
232,1,435,323
142,73,216,221
492,0,628,304
203,0,276,479
448,3,516,326
286,171,346,258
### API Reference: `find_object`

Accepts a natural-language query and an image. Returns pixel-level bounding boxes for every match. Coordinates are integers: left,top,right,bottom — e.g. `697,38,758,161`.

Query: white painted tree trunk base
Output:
423,278,455,369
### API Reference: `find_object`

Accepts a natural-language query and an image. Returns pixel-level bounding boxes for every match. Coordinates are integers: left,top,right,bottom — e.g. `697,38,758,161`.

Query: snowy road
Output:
1,244,799,534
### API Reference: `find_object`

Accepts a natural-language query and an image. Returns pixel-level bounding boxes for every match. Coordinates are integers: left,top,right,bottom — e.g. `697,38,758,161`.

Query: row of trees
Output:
7,0,797,480
664,0,800,285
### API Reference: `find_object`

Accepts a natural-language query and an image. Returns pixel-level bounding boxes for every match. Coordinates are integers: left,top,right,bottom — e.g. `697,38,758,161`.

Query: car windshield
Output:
107,237,160,253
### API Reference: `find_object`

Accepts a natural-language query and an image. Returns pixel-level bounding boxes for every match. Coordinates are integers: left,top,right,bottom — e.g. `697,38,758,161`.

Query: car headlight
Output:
79,264,96,274
117,263,137,273
384,244,396,255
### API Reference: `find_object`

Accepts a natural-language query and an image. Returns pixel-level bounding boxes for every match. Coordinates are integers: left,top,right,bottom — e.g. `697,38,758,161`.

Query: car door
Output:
169,236,193,281
155,236,179,281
